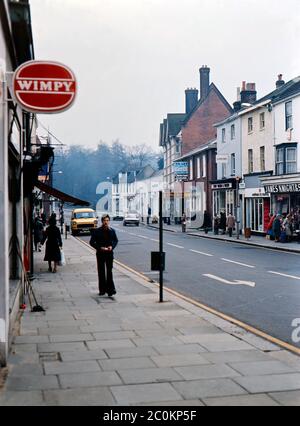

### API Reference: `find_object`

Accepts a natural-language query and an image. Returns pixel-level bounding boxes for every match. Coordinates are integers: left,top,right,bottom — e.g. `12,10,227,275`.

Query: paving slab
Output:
86,339,136,350
201,350,274,364
37,342,86,353
172,379,247,399
269,390,300,406
60,349,108,362
9,363,44,376
0,391,45,406
110,383,183,405
203,394,279,406
4,375,59,391
234,374,300,393
43,360,101,375
99,357,156,371
228,360,296,376
151,353,210,368
43,387,116,406
49,333,94,343
59,371,122,389
13,336,49,344
153,344,207,356
174,364,241,380
117,367,183,385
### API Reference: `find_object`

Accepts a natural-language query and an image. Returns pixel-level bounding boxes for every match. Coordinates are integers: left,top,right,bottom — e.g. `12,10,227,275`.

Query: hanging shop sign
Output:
13,60,76,113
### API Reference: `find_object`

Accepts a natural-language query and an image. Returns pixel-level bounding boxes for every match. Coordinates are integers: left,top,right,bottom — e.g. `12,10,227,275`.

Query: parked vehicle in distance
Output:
71,208,98,235
123,211,140,226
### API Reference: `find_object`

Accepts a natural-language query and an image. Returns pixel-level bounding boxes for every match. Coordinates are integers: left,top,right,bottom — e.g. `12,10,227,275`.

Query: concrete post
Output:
0,64,9,366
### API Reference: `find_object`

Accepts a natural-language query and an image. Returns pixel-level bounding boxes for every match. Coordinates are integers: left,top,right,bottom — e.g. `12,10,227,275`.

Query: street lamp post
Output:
236,176,240,240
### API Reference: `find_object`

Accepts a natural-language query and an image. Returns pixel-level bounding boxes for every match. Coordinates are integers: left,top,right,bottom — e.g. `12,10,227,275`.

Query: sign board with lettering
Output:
13,60,76,113
216,154,229,164
173,161,189,177
264,183,300,193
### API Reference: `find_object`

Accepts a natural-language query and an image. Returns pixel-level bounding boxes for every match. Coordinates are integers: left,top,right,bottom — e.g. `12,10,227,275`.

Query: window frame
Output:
260,146,265,172
248,149,253,173
275,144,297,175
259,112,265,130
221,128,226,143
230,124,235,140
285,101,293,130
248,117,253,134
231,153,236,176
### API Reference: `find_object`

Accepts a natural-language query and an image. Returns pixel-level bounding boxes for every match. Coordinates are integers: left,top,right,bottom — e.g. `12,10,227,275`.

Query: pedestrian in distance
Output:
220,211,226,235
181,212,187,233
227,212,236,237
202,210,211,234
90,214,118,297
41,216,62,273
147,205,151,225
213,214,220,235
272,214,282,242
33,215,44,252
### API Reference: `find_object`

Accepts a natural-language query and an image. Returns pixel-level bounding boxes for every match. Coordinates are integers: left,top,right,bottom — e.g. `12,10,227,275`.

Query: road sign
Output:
13,60,76,113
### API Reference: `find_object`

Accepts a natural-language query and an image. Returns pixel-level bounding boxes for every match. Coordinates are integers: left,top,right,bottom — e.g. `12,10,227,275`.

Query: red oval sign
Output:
13,60,77,113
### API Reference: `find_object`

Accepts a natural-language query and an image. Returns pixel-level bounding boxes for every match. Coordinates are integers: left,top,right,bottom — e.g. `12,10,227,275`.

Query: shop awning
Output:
35,181,90,206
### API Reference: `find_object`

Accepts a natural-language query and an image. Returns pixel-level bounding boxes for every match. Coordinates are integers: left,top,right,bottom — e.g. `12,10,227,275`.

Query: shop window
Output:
246,198,264,232
275,145,297,175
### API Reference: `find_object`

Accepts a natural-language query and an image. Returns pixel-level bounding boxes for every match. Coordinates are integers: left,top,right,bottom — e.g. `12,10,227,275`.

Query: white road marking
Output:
189,249,213,257
136,235,150,240
221,258,255,268
203,274,256,288
268,271,300,280
167,243,184,249
150,238,159,242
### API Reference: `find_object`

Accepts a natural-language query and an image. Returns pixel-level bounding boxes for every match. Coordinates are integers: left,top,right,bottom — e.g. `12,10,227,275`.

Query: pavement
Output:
0,236,300,406
142,222,300,253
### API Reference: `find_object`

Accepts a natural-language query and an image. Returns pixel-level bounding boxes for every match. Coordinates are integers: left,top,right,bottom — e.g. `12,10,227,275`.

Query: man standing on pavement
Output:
90,214,118,297
227,212,236,237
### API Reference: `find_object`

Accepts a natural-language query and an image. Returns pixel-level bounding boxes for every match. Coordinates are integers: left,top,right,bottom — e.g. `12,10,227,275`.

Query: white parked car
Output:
123,211,140,226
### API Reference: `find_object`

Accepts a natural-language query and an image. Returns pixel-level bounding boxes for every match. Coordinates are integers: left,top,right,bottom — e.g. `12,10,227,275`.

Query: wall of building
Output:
216,116,242,179
241,105,273,176
182,90,231,155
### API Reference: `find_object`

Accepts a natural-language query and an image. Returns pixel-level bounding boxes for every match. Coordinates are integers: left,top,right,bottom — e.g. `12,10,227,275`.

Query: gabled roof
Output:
182,83,233,126
159,113,186,146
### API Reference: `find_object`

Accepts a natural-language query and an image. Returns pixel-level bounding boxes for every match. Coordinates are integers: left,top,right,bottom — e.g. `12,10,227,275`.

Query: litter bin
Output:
244,227,251,239
151,252,165,271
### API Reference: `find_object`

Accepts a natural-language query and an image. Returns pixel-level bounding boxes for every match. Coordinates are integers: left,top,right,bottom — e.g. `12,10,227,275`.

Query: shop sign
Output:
244,188,268,198
13,60,76,113
216,154,229,164
212,183,232,190
264,183,300,193
173,161,189,176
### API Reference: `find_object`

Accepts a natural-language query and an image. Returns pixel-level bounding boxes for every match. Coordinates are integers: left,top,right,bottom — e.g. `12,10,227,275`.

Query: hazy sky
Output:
30,0,300,149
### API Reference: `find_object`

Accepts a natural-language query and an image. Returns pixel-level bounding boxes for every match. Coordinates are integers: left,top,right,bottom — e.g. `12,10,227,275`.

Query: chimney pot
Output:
276,74,285,89
199,65,210,101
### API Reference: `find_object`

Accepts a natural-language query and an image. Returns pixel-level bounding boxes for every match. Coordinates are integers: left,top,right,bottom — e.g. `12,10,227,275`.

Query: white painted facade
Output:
163,134,182,190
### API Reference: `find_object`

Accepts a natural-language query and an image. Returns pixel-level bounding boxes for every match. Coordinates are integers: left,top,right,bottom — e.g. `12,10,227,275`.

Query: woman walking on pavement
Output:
90,214,118,297
227,212,236,237
41,216,62,273
272,214,282,242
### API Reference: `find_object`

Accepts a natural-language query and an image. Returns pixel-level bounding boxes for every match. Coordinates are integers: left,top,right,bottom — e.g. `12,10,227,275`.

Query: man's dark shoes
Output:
48,267,52,272
98,291,106,296
107,290,116,297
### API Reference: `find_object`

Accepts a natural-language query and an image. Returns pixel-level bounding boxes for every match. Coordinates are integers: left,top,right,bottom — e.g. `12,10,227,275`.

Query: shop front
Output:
211,179,237,218
261,174,300,216
244,188,270,233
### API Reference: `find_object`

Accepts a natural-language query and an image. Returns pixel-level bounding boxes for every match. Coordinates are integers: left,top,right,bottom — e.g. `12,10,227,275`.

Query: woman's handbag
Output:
59,249,66,266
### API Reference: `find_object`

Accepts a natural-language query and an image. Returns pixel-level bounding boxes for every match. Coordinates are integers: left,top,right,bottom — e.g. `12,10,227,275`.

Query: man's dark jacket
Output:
89,227,118,256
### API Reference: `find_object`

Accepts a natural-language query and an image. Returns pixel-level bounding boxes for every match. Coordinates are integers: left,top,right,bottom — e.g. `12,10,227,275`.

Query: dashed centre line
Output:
189,249,213,257
167,243,184,249
268,271,300,280
221,258,255,269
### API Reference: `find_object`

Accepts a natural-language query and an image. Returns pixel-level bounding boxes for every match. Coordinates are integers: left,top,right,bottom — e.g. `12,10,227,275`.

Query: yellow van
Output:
71,208,98,236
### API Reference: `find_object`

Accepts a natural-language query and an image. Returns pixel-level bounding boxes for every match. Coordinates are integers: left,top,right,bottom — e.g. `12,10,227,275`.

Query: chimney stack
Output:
240,82,257,105
199,65,210,101
185,88,198,114
276,74,285,89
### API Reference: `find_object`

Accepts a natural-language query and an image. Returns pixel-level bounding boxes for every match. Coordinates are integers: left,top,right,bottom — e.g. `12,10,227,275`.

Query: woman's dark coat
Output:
42,225,62,262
